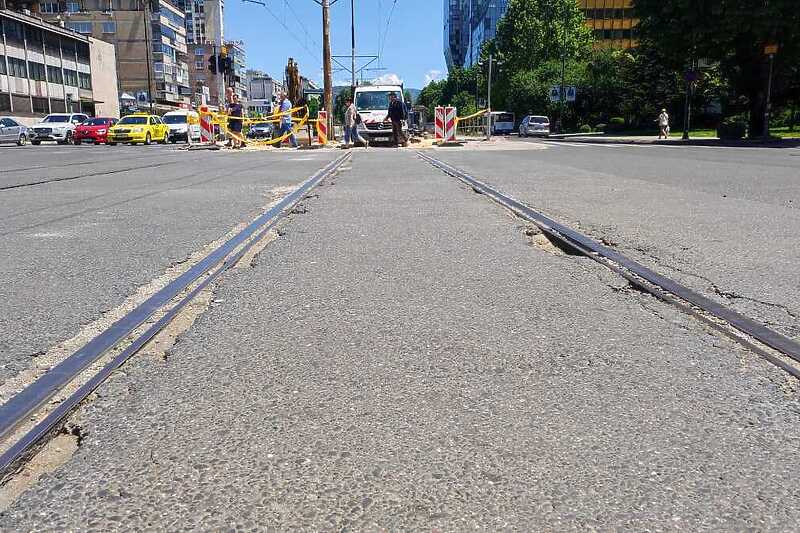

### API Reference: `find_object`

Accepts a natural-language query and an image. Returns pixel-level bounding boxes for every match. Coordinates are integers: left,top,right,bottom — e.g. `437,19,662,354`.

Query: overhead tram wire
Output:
378,0,398,65
241,0,323,70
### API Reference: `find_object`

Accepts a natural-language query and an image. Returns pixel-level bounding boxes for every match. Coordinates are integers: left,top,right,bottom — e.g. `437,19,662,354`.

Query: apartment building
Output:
21,0,191,110
179,0,224,107
1,8,119,118
224,38,243,100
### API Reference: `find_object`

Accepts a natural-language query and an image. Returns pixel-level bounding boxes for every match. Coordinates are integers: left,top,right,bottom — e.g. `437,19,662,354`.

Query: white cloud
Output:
373,73,403,85
424,69,443,85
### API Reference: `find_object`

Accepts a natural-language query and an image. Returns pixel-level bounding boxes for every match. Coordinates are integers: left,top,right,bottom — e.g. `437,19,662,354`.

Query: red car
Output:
73,117,118,145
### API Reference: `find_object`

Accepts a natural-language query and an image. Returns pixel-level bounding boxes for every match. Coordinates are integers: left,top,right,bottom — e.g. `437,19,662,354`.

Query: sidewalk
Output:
4,151,800,530
544,134,800,148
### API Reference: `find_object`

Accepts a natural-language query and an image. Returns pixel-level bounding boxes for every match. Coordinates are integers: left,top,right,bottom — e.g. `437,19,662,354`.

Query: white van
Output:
354,85,408,144
162,109,201,143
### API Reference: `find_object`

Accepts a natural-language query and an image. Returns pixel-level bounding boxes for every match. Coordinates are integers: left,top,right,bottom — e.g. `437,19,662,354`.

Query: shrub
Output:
579,124,592,133
716,116,747,140
607,117,626,132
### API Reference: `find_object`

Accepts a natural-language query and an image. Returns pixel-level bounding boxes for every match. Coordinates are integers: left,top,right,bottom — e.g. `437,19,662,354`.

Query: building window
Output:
47,65,63,84
195,60,204,69
66,21,92,34
63,69,79,86
78,72,91,89
194,47,205,55
154,62,164,72
32,96,49,113
4,20,25,42
39,2,59,13
8,57,27,78
66,2,81,13
0,94,10,112
25,26,43,42
28,61,47,81
0,56,6,75
102,21,116,33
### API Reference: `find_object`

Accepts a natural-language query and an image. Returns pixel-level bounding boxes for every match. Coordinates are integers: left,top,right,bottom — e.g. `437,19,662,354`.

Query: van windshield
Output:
356,91,399,111
162,115,187,124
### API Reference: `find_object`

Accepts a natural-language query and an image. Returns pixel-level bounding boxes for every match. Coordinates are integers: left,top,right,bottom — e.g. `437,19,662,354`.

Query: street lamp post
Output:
763,43,778,139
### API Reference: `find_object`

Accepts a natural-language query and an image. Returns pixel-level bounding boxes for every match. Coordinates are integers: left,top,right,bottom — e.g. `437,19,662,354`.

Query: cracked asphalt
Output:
0,144,341,384
3,148,800,530
433,139,800,342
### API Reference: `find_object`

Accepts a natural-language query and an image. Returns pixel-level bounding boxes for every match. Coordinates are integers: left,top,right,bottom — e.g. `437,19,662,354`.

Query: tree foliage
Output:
495,0,593,72
634,0,800,136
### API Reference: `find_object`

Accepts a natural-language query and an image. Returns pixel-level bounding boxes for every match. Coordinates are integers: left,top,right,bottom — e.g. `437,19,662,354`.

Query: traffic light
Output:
222,57,233,75
207,55,218,74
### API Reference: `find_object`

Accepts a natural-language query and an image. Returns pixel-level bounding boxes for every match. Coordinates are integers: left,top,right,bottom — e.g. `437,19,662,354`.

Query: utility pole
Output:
763,43,778,139
142,0,154,113
322,0,333,136
486,51,493,139
350,0,356,95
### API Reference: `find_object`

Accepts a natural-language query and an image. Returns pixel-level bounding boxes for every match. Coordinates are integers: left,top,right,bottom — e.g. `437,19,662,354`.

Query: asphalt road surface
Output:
435,138,800,342
0,143,340,384
2,142,800,530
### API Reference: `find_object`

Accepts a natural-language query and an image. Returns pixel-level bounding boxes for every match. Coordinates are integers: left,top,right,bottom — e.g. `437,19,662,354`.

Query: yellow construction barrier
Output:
213,106,311,147
455,108,489,123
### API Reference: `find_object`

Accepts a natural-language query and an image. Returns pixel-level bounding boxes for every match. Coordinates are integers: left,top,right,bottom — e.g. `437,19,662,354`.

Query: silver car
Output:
519,115,550,137
0,116,30,146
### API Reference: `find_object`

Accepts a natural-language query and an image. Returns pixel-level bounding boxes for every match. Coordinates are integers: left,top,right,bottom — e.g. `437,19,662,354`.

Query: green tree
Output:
333,87,352,123
495,0,592,72
416,80,444,112
635,0,800,137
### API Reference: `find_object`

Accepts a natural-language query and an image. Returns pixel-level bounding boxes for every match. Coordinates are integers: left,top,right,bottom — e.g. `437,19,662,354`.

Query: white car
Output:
30,113,89,145
162,110,201,143
519,115,550,137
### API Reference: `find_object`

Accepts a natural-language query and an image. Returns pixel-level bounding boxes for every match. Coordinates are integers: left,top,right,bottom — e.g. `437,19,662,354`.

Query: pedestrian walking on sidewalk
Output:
277,92,299,148
657,108,670,139
227,94,245,149
343,98,367,148
384,92,408,147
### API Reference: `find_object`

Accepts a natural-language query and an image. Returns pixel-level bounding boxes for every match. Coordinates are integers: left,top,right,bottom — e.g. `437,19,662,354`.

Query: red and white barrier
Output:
199,105,214,144
434,106,457,143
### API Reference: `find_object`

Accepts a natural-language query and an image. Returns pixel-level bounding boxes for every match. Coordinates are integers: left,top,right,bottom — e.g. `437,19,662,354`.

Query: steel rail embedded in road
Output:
417,150,800,376
0,151,351,476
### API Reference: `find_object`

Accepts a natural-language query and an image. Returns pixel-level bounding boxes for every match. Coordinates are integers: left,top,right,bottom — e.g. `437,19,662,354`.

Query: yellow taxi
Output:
108,113,170,145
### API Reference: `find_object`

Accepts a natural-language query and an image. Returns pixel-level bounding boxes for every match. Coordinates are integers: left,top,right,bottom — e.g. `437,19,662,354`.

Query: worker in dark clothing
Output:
383,92,407,147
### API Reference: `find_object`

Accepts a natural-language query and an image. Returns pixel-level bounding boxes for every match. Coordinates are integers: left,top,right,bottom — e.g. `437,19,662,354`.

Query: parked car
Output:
519,115,550,137
107,114,170,145
0,117,30,146
73,117,118,145
162,110,201,143
29,113,89,145
247,122,275,140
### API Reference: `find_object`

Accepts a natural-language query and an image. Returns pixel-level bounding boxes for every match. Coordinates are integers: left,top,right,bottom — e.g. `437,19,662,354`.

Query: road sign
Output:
549,86,560,102
565,86,576,102
764,44,779,55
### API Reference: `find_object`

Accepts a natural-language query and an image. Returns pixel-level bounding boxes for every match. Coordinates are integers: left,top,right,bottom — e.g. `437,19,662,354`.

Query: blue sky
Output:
225,0,446,89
